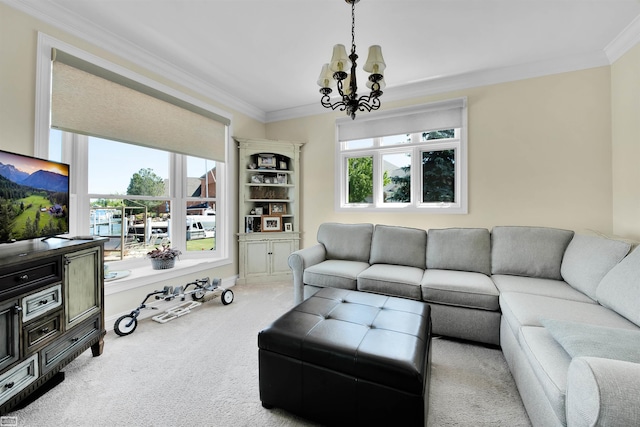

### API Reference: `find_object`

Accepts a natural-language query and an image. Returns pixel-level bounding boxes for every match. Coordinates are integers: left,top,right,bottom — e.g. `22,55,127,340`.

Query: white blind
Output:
51,49,229,162
337,98,465,141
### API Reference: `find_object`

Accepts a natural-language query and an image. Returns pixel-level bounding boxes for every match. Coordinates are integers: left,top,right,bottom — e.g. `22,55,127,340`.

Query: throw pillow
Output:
541,318,640,363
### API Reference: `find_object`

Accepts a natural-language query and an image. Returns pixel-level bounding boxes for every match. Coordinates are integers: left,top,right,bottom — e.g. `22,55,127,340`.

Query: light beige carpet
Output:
10,282,530,426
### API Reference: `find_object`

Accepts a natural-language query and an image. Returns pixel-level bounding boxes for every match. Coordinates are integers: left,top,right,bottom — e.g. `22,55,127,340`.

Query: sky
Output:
50,130,208,195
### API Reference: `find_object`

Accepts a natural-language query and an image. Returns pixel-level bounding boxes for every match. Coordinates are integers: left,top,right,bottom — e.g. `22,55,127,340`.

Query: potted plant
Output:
147,245,182,270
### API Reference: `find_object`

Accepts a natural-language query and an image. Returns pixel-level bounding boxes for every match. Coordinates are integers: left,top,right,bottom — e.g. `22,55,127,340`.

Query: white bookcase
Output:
234,137,303,284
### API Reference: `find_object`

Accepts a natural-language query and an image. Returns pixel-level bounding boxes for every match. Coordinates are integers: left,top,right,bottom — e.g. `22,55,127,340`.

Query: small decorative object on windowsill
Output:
147,245,182,270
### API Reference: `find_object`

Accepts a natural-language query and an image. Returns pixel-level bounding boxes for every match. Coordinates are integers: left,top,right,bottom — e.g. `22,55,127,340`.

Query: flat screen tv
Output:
0,149,70,243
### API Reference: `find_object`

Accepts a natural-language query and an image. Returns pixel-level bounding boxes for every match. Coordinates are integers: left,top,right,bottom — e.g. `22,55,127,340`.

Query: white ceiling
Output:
6,0,640,122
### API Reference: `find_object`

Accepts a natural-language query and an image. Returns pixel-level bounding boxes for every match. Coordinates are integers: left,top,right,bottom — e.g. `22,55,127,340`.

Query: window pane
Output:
90,199,171,261
344,138,374,150
88,137,169,196
347,156,373,203
381,134,411,146
186,155,217,252
422,150,455,203
421,129,455,141
383,152,411,203
49,128,63,162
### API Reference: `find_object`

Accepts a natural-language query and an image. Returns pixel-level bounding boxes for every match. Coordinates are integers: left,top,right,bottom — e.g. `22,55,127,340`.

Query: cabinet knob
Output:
13,305,23,315
5,381,14,389
71,337,79,343
40,299,49,305
17,274,29,282
41,327,50,334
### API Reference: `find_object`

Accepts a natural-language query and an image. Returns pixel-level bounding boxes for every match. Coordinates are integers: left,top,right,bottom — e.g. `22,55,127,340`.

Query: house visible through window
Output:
337,99,467,213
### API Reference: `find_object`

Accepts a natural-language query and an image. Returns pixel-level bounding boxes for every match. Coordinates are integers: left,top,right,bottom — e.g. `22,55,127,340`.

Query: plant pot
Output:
150,258,176,270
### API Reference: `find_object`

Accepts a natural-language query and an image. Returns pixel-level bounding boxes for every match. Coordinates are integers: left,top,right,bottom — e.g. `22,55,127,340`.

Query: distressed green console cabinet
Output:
0,238,105,414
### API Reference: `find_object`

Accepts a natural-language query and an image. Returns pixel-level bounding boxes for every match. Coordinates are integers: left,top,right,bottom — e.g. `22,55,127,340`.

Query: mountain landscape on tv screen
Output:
0,158,69,242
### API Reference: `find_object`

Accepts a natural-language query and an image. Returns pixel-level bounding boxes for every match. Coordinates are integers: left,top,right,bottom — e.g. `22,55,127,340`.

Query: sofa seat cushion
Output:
426,228,491,275
492,275,596,303
304,260,370,290
560,234,631,300
491,226,574,280
541,319,640,363
499,292,639,343
369,225,427,269
357,264,423,300
519,326,571,425
421,269,499,311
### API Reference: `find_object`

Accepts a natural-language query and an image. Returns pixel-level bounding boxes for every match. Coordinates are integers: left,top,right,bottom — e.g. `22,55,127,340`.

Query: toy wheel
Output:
192,288,206,301
114,315,137,336
221,289,234,305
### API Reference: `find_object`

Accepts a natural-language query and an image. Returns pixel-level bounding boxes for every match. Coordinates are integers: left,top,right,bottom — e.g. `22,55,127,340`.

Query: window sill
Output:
104,257,231,296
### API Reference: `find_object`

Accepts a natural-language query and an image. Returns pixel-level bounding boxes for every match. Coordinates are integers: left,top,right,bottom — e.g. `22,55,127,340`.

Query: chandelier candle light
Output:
317,0,386,120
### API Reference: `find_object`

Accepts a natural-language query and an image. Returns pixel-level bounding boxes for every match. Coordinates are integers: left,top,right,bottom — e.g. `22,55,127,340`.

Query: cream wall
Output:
611,43,640,240
0,4,266,320
266,67,615,248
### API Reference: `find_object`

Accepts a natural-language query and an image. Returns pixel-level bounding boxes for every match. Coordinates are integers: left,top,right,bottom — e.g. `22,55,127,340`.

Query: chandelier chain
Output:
351,0,356,54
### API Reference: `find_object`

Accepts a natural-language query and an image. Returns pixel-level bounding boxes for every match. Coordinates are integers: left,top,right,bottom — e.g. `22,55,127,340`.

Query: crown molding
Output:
605,14,640,63
2,0,266,122
266,50,610,123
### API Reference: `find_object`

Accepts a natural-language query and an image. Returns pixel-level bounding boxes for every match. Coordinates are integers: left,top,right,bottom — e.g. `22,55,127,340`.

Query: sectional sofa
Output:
287,223,640,427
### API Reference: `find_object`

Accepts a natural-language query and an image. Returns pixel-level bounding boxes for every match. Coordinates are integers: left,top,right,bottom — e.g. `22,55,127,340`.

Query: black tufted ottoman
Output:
258,287,432,426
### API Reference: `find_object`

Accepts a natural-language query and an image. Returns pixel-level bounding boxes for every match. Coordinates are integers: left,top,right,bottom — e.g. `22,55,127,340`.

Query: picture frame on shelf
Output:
261,215,282,232
257,153,276,169
276,173,287,184
278,160,288,170
251,174,264,183
269,203,286,214
254,207,264,215
284,223,293,232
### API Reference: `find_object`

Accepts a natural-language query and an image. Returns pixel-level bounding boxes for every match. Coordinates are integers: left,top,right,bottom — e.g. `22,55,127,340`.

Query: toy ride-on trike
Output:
113,277,233,336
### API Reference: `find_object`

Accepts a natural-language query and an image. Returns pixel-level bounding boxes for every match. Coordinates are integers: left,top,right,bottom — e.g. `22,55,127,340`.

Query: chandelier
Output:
317,0,386,120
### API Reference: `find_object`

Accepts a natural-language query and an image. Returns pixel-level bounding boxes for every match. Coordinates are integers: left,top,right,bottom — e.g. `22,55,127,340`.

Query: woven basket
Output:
150,258,176,270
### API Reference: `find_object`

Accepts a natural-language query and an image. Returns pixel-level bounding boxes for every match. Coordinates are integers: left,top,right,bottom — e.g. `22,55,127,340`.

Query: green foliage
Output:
126,168,165,210
348,157,374,203
423,149,455,202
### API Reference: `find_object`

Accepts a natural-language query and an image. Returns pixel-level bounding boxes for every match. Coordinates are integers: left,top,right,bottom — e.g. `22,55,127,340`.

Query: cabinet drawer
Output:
41,317,100,374
22,284,62,323
24,310,63,353
0,354,39,406
0,260,61,295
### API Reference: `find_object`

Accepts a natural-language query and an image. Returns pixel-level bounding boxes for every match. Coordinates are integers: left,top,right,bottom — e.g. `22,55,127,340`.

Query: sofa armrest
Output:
288,244,327,304
566,356,640,427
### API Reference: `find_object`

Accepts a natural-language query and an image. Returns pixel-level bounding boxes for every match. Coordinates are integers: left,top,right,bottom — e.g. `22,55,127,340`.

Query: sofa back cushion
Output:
596,246,640,327
317,222,374,263
491,226,574,280
369,225,427,269
561,234,631,300
426,228,491,275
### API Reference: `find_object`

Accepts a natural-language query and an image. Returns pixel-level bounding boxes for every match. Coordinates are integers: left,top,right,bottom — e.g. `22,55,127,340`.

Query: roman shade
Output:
337,97,465,142
51,49,229,162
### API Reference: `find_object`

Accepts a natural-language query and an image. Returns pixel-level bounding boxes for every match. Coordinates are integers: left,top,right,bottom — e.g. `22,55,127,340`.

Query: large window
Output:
38,34,231,267
337,99,467,213
50,131,224,262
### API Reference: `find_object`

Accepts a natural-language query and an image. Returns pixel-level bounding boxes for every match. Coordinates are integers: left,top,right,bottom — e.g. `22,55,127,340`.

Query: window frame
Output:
335,101,468,214
35,33,233,273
